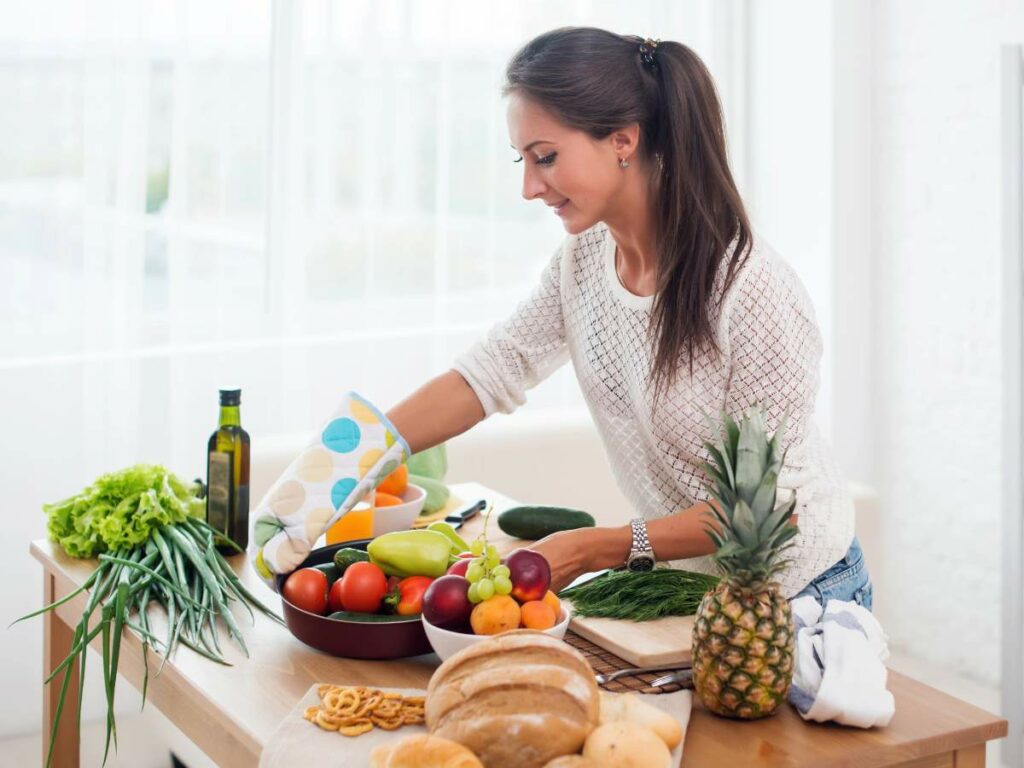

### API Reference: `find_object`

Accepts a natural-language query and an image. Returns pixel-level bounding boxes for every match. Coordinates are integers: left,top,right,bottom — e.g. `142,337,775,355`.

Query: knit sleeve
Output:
452,240,571,418
721,251,853,597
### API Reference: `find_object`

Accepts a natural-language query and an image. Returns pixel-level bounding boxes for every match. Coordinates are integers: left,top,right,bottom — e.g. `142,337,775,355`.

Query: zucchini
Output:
327,610,418,623
332,547,370,574
498,505,596,540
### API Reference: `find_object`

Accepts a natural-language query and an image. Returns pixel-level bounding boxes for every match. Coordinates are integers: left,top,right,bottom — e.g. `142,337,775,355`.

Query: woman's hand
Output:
528,525,631,593
527,529,594,593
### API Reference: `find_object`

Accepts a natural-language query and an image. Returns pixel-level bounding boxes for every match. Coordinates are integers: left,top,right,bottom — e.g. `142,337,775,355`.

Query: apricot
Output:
520,600,557,630
470,595,521,635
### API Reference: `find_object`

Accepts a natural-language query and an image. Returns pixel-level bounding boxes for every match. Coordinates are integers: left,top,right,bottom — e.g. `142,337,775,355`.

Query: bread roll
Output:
369,733,483,768
427,630,600,768
598,691,684,749
542,756,600,767
583,722,671,768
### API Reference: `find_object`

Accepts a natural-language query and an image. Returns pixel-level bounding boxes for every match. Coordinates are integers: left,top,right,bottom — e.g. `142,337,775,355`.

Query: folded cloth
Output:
248,391,410,589
787,596,895,728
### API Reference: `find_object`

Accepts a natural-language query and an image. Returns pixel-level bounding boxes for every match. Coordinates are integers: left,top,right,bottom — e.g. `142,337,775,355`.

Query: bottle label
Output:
207,451,232,533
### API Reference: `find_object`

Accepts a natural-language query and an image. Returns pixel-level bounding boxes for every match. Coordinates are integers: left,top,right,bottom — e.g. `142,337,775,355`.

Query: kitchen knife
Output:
445,499,487,530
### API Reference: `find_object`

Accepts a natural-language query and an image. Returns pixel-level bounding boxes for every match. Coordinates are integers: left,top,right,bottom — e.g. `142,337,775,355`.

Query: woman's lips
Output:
553,199,569,215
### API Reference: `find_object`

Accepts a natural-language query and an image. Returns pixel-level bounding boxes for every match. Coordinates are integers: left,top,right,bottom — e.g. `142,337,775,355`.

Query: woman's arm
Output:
386,370,485,455
531,501,718,592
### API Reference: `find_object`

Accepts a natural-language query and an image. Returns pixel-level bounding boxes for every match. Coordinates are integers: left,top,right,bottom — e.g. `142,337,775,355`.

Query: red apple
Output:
505,549,551,603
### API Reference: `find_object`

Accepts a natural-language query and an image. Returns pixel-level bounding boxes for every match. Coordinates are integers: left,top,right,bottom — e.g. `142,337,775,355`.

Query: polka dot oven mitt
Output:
249,391,410,588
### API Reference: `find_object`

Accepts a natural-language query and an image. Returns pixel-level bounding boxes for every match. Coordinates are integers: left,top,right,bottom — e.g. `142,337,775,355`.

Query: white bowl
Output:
422,604,572,661
371,483,427,536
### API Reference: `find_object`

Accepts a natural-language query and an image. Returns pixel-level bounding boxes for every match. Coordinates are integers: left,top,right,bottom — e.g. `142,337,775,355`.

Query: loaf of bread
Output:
583,721,672,768
369,733,483,768
598,691,684,749
426,630,600,768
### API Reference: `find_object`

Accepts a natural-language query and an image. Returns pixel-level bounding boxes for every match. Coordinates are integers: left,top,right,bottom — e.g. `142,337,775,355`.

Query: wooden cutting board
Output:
567,610,695,667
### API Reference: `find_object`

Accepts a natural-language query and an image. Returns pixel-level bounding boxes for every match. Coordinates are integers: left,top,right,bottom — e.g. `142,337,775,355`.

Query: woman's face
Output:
507,93,630,235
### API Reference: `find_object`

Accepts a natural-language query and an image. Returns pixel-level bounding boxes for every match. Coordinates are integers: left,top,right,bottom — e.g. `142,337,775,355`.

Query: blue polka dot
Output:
331,477,358,510
322,418,361,453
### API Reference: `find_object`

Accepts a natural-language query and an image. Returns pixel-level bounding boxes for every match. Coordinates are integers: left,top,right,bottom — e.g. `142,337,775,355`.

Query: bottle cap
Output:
219,388,241,406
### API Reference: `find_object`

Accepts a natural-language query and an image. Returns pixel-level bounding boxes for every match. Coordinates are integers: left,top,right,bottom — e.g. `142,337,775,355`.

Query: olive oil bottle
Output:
206,388,250,552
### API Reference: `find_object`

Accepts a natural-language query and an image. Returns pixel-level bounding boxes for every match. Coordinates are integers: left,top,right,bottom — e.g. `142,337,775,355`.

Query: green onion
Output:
18,469,284,768
558,567,720,621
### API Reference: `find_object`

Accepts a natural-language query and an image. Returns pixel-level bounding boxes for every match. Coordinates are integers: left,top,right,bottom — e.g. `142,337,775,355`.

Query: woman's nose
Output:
521,167,547,201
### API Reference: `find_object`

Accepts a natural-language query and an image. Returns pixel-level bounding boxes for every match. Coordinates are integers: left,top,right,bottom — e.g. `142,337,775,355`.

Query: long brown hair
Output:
503,27,753,402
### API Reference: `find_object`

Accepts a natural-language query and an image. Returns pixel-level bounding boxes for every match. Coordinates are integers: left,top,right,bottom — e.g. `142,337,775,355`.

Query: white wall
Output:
870,0,1022,688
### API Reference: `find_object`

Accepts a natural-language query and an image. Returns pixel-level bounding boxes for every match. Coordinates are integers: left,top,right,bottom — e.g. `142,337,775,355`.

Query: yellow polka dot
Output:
270,480,305,518
358,448,385,478
385,431,395,448
297,447,333,483
254,548,273,579
349,399,380,425
304,507,335,543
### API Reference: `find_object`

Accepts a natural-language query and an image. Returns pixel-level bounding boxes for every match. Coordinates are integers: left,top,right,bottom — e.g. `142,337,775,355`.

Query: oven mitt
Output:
248,391,410,589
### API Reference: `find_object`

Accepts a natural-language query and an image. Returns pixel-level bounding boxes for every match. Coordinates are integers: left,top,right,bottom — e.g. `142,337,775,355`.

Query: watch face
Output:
627,555,654,572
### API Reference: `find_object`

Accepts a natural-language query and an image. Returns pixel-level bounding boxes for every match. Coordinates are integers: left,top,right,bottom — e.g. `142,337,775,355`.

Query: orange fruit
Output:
520,600,556,630
470,595,522,635
374,491,404,507
377,464,408,496
542,590,561,617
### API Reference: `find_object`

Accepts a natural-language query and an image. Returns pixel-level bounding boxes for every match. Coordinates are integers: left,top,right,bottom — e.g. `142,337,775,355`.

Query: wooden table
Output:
33,482,1007,767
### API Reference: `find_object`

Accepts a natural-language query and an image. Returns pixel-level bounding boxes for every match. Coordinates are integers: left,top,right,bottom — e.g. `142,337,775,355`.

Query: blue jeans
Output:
794,536,873,611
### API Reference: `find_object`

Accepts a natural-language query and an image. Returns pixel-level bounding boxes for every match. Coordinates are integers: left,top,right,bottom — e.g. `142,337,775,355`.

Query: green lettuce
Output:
44,464,204,558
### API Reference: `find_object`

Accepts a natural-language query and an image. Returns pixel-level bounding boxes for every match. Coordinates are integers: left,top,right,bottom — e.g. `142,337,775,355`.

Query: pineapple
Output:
691,406,799,719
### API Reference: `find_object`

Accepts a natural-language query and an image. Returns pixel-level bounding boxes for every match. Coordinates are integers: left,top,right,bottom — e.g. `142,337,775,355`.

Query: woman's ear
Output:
609,123,642,158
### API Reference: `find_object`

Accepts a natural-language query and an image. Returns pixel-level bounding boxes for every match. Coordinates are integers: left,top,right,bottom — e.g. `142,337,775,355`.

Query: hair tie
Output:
639,38,661,71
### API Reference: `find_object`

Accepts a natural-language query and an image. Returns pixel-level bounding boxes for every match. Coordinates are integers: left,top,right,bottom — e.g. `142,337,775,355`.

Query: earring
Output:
619,158,630,169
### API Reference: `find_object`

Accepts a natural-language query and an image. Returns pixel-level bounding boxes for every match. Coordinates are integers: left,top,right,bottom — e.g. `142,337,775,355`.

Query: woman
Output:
252,27,870,611
381,27,871,609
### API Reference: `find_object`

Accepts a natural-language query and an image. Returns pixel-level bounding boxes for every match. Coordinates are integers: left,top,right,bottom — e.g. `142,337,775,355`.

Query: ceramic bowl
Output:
276,540,432,659
371,482,427,536
422,605,572,661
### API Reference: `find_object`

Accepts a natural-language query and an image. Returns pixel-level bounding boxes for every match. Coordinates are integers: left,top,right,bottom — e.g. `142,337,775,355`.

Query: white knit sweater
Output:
453,222,854,597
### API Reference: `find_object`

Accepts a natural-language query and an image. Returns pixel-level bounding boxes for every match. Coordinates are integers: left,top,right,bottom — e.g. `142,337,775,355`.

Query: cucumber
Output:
498,505,596,540
408,473,450,514
312,563,342,586
332,547,370,574
327,610,418,623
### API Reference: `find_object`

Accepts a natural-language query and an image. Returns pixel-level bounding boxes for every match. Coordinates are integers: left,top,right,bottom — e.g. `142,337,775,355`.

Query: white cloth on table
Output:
788,596,895,728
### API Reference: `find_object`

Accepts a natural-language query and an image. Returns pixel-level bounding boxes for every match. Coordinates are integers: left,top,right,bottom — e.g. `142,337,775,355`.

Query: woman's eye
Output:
512,153,556,165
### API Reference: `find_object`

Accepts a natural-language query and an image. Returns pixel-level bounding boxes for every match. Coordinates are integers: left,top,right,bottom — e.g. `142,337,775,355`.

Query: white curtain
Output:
0,0,745,737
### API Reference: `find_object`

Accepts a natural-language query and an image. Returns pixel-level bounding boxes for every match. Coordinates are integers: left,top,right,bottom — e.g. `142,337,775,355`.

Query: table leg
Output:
954,742,986,767
42,570,79,768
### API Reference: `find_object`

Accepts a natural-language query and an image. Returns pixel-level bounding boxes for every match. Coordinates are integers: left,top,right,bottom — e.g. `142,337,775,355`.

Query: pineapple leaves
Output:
731,499,759,548
698,404,802,583
735,412,769,503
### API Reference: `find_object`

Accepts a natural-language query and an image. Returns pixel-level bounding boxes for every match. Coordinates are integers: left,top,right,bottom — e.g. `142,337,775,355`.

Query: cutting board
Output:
567,609,695,667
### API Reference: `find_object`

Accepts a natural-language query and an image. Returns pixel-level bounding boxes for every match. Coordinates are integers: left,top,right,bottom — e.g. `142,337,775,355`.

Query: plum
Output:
422,574,473,631
506,549,551,603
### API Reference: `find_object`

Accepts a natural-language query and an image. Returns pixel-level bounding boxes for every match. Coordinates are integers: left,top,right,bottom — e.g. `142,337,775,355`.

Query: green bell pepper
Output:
367,529,453,578
427,521,469,553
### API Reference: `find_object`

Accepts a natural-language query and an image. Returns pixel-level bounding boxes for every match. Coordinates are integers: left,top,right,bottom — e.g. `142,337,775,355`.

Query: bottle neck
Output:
218,404,241,427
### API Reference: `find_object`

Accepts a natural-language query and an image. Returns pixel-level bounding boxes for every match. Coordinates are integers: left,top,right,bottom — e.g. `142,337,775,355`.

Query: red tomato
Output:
328,578,345,613
339,561,388,613
283,568,328,615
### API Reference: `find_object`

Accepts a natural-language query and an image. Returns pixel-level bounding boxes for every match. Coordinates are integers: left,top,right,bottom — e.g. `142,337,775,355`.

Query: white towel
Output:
787,596,895,728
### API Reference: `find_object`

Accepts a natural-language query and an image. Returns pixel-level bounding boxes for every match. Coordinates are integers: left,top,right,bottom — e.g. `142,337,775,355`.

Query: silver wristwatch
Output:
625,517,656,572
